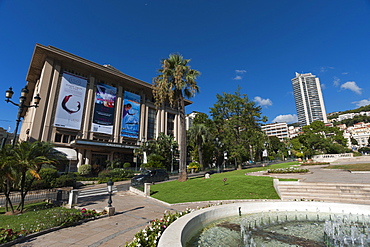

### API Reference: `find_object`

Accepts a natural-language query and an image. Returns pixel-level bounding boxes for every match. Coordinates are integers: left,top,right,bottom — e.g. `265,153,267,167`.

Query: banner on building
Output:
92,83,117,134
121,91,141,138
54,72,87,130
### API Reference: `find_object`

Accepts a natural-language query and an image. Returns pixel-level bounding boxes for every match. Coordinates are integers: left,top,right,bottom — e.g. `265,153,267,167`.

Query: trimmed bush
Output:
54,176,76,188
78,164,92,176
98,168,134,179
30,180,49,190
39,168,59,188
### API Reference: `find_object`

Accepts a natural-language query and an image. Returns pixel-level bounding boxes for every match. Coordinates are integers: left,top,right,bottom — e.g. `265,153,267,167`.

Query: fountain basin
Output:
158,201,370,247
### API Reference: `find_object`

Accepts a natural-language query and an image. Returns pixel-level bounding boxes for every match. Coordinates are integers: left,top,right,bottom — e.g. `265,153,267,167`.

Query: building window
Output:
167,113,175,136
54,133,77,144
147,108,157,140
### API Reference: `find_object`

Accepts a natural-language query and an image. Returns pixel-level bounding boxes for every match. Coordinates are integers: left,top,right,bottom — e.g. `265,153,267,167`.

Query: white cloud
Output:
254,96,272,107
233,75,242,80
342,72,349,75
272,114,298,124
333,77,340,87
340,81,362,95
319,66,334,73
352,99,370,107
235,70,246,74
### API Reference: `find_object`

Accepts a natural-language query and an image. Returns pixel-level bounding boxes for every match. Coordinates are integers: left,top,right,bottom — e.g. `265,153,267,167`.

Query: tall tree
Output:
210,87,266,169
0,145,16,213
153,54,200,182
187,123,212,169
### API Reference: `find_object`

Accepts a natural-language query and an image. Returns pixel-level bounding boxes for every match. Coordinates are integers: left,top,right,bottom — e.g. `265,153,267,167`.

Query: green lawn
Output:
325,163,370,171
1,202,87,233
150,162,301,204
0,202,101,244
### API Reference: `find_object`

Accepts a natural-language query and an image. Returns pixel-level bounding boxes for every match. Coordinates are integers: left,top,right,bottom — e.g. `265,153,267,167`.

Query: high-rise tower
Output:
291,72,327,126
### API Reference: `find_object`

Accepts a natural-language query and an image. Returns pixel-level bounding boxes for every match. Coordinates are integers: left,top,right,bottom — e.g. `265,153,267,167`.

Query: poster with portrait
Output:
54,72,87,130
91,83,117,134
121,91,141,138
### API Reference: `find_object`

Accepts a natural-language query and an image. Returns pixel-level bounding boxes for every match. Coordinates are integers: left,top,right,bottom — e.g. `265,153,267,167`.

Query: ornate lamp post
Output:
5,86,41,147
107,179,114,207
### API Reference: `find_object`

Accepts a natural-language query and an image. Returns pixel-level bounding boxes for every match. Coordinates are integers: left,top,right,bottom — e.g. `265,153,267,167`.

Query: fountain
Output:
157,201,370,247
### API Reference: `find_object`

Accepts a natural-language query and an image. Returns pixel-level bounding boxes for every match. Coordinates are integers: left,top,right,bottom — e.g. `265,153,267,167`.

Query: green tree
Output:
351,137,358,146
210,87,267,169
135,133,178,171
0,145,17,213
187,123,212,169
12,141,66,212
298,121,348,156
153,54,200,182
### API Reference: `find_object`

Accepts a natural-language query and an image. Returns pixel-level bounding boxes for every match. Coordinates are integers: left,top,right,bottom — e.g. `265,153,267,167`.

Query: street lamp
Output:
5,86,41,147
107,179,114,207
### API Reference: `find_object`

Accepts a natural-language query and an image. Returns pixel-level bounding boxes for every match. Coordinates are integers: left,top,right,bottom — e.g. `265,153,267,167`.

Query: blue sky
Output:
1,0,370,132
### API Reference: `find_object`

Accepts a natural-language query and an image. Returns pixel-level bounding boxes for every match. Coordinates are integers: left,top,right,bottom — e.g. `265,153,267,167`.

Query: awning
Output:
55,147,78,161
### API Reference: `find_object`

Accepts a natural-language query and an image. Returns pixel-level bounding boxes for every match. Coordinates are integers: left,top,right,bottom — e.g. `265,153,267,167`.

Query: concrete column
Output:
85,149,92,165
144,183,151,196
77,150,84,167
174,113,180,142
23,58,54,142
114,86,123,142
139,93,146,141
82,76,95,139
40,62,61,142
68,189,79,208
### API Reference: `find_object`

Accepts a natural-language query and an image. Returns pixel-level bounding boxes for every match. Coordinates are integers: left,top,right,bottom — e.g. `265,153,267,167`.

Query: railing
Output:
313,153,353,162
0,189,70,206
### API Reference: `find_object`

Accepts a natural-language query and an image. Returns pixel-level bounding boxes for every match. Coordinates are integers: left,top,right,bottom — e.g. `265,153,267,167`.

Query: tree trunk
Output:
197,141,204,170
178,96,188,182
4,179,14,213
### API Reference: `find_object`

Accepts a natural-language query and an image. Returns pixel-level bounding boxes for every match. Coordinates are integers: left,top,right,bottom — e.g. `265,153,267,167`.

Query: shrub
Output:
98,168,134,179
123,162,131,169
54,175,76,188
187,162,200,172
147,154,165,168
39,168,59,188
78,164,92,176
30,180,49,190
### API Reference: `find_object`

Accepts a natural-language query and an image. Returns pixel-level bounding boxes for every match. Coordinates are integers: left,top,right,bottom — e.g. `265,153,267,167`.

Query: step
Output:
78,186,118,198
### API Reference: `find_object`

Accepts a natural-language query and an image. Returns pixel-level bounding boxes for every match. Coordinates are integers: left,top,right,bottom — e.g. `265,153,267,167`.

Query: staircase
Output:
274,179,370,205
78,186,118,198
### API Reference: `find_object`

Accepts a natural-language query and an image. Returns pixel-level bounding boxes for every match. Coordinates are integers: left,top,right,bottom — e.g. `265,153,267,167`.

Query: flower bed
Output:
0,207,102,244
124,208,194,247
267,167,309,174
124,204,221,247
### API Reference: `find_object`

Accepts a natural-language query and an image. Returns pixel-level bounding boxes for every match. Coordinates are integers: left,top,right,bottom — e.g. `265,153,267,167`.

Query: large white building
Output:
261,122,289,141
291,73,327,126
17,44,192,172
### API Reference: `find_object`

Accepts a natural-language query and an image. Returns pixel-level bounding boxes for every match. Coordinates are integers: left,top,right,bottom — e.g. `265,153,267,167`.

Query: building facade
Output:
291,72,327,126
261,122,289,141
19,44,191,172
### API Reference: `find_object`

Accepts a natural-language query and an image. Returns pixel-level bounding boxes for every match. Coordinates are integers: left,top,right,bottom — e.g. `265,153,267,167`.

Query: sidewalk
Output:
14,183,212,247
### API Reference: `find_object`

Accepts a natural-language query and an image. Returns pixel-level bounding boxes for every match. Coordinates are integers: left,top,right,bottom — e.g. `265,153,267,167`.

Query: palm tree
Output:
153,54,200,182
12,141,65,212
188,123,211,169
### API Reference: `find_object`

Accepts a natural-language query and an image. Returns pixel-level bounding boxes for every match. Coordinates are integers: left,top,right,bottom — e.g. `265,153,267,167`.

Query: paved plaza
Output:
14,157,370,246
